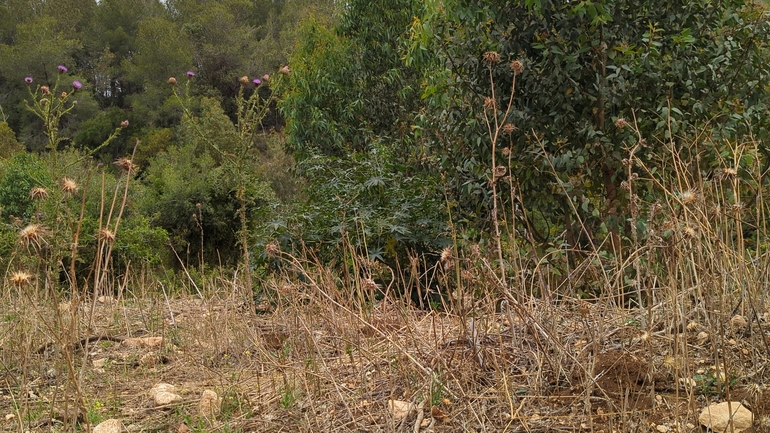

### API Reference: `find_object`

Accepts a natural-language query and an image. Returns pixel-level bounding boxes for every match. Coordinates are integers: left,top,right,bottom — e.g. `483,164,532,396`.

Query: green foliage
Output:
408,0,770,248
0,122,23,158
279,0,448,269
272,142,448,262
0,152,51,219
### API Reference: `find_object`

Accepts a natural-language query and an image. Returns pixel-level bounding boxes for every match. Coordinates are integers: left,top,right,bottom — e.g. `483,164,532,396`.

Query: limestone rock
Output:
122,337,164,348
199,390,221,418
150,383,182,406
730,315,748,331
93,419,123,433
388,399,412,421
139,352,159,367
699,401,753,433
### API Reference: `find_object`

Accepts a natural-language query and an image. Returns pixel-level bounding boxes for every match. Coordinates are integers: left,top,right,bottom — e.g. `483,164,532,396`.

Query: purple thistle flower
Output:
253,78,261,85
187,71,195,78
72,80,82,90
24,76,33,84
57,65,68,74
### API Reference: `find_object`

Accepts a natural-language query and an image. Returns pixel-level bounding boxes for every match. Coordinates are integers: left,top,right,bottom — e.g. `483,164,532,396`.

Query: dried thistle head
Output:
239,76,250,85
494,166,507,178
9,271,32,287
61,178,78,194
265,241,280,257
29,187,49,200
682,225,697,239
40,86,50,95
113,157,138,173
361,278,380,292
99,228,116,243
19,224,47,248
483,97,496,110
723,167,738,177
680,189,697,206
615,117,629,130
440,247,453,263
167,77,177,85
502,123,517,134
501,147,511,157
483,51,501,65
510,60,524,74
280,65,291,75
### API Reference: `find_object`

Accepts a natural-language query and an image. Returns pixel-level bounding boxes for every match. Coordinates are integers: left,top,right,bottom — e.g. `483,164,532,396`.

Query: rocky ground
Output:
1,292,769,432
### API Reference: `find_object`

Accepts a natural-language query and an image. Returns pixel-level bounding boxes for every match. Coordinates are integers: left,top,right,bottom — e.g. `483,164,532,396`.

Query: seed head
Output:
61,178,78,194
682,225,697,239
19,224,47,248
723,167,738,177
483,97,496,110
60,91,68,99
501,147,511,157
361,278,380,292
680,190,697,206
113,157,138,173
510,60,524,74
99,228,116,243
120,120,129,128
167,77,177,85
239,76,250,85
440,247,452,263
280,65,290,75
502,123,517,134
494,166,507,178
265,241,280,257
615,117,629,130
9,271,32,287
30,187,49,200
40,86,50,95
262,74,270,82
483,51,501,65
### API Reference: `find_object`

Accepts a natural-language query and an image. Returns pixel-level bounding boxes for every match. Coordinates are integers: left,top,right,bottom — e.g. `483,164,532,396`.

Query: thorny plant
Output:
170,69,287,302
4,66,134,432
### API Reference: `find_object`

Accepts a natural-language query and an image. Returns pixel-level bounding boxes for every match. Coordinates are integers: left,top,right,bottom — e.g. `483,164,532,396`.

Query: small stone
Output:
699,401,753,433
150,383,182,406
97,296,115,304
122,337,164,348
154,391,182,406
655,424,668,432
139,352,159,367
177,423,190,433
93,419,123,433
199,390,221,418
93,358,107,368
696,331,709,345
388,400,412,421
730,315,748,330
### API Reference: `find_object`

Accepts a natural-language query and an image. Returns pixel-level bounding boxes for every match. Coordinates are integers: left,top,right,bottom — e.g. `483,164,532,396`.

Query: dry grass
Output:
2,132,770,432
2,246,770,432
